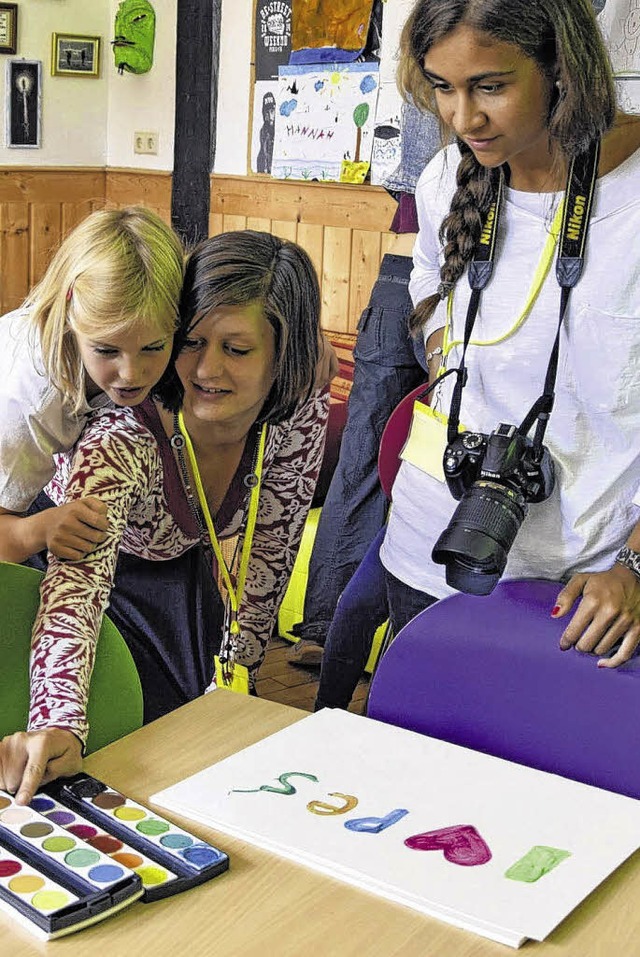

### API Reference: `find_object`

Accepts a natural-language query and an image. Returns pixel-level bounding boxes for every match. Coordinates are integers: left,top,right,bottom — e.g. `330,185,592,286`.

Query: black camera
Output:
432,424,554,595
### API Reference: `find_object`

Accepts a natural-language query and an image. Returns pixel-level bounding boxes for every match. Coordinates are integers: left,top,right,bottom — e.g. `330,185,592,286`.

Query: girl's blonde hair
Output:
26,206,184,412
398,0,617,334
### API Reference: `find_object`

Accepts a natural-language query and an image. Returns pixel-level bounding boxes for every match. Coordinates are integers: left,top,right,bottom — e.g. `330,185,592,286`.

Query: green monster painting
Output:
112,0,156,75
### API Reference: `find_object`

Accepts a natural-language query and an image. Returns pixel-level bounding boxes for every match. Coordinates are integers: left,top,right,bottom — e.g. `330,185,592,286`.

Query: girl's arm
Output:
228,388,329,684
553,519,640,667
0,411,158,803
0,352,109,561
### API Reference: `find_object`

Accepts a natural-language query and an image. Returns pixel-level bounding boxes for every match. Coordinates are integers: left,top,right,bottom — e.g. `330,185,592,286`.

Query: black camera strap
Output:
520,140,600,453
446,139,600,451
446,172,506,444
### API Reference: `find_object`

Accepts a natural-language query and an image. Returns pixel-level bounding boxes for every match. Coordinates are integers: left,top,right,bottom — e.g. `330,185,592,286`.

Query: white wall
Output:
0,0,252,174
214,0,252,174
106,0,253,173
0,0,109,166
106,0,178,170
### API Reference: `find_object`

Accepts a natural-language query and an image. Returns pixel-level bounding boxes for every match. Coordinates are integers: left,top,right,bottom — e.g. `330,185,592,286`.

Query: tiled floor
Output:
255,635,369,715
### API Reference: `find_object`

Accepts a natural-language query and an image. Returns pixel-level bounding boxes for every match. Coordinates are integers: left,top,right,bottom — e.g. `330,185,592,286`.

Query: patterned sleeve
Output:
28,411,159,745
231,387,329,683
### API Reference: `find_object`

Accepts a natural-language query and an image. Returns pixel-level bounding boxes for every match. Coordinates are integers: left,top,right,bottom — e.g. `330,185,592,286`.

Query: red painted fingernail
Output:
551,605,561,617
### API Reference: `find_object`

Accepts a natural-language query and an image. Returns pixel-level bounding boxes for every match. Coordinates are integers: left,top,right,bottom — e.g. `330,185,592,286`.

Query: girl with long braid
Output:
374,0,640,667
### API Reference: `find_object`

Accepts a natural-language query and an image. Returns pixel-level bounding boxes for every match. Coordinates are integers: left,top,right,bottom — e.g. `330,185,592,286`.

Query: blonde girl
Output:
0,206,184,564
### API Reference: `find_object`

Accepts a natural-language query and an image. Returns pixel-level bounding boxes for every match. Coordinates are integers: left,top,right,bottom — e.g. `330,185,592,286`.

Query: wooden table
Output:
5,690,640,956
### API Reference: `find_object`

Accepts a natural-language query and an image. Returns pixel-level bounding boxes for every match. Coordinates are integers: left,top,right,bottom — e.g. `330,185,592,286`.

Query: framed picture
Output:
0,3,18,55
51,33,100,78
5,59,41,148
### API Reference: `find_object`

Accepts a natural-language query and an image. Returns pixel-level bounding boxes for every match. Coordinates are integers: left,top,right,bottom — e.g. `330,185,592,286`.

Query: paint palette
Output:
0,791,143,939
43,773,229,901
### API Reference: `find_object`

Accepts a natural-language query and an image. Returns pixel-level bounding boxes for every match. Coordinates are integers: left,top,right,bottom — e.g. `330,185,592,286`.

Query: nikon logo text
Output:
479,205,496,245
566,195,586,241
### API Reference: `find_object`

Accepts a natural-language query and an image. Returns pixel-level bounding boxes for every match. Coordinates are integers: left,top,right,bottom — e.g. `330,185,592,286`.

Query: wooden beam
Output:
171,0,222,246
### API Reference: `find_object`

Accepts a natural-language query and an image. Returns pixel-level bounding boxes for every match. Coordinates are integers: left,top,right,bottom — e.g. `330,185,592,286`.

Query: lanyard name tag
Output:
214,655,250,694
400,401,466,482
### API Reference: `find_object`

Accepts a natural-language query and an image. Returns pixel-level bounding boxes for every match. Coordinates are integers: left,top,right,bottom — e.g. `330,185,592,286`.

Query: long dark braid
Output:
409,143,499,334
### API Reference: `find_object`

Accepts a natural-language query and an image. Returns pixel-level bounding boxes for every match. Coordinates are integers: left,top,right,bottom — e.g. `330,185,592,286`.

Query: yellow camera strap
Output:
442,199,565,360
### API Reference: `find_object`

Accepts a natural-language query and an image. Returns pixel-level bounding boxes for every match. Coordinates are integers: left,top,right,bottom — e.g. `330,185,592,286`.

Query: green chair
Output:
0,561,143,754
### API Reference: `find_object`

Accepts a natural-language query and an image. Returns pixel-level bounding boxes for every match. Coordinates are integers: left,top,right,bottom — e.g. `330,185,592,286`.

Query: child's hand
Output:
0,729,83,806
553,564,640,667
45,497,109,561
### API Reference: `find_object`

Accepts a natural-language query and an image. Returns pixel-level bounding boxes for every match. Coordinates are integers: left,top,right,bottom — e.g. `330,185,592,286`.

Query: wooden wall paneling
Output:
209,212,224,236
321,226,352,331
270,220,297,243
0,202,30,313
348,228,382,330
105,171,172,217
222,214,248,232
380,231,415,258
296,222,324,308
29,203,62,287
0,170,106,309
246,217,272,232
0,170,105,205
0,170,415,335
210,175,398,231
61,201,94,239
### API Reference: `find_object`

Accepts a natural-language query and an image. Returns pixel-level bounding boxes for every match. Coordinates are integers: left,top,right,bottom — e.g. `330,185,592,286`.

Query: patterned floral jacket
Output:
28,391,328,745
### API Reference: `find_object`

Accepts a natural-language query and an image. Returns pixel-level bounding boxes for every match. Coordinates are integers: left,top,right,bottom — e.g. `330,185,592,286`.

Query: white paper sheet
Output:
271,62,379,181
379,0,416,85
152,709,640,949
370,81,402,186
598,0,640,72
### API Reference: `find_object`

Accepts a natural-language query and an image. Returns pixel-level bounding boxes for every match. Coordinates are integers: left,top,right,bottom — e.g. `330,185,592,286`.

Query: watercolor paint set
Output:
0,789,143,939
42,773,229,901
0,773,229,939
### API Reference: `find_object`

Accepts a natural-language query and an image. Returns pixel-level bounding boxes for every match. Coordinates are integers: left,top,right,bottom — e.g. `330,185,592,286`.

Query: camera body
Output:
432,424,554,595
443,424,554,504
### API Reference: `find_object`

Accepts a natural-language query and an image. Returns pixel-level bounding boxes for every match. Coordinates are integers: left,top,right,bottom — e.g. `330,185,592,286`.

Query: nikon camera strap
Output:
446,139,600,454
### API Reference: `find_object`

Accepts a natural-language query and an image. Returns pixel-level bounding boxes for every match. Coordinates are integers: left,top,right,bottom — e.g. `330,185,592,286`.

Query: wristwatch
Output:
614,545,640,581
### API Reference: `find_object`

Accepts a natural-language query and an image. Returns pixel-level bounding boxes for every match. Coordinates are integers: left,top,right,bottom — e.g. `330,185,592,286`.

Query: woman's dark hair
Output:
398,0,617,333
155,230,320,423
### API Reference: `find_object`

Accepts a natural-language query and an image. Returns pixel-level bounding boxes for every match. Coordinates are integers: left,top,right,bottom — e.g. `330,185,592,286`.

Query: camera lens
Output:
432,480,526,595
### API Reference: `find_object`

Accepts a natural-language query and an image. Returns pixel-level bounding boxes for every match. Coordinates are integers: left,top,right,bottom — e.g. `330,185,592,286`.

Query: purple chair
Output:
367,579,640,799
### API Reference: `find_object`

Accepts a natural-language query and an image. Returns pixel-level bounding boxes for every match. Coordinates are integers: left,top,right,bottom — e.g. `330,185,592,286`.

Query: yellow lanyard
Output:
176,411,267,636
441,198,566,362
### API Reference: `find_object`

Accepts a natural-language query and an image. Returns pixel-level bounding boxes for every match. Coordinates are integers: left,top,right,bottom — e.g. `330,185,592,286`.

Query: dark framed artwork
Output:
0,3,18,55
5,58,41,148
51,33,100,77
254,0,292,80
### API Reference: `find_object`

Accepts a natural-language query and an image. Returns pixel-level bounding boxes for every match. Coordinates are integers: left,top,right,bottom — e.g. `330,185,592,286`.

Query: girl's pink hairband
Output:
66,284,74,302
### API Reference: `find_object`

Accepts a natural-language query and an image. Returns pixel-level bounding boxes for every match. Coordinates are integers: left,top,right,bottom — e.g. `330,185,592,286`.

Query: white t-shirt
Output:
381,144,640,598
0,308,110,511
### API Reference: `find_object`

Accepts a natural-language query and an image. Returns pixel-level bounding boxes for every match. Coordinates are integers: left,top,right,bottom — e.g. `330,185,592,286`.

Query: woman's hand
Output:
0,729,83,805
553,564,640,667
